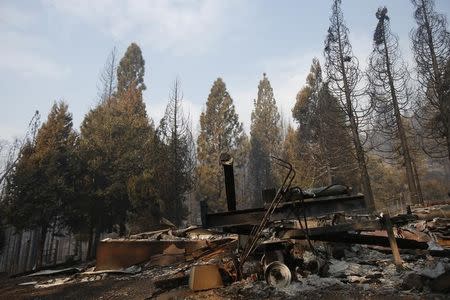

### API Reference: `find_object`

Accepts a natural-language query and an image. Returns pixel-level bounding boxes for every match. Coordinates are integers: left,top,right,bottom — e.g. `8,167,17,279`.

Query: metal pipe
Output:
220,153,236,212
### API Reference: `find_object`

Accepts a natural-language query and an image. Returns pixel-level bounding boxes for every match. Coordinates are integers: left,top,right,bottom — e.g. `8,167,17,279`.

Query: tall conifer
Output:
367,7,421,205
324,0,375,210
196,78,247,212
3,102,77,266
248,73,281,206
157,79,195,225
411,0,450,161
293,59,356,187
79,43,157,245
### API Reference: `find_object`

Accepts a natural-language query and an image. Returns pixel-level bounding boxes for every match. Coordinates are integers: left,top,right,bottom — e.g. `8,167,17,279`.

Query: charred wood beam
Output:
285,231,429,250
278,219,448,254
278,219,450,257
204,194,366,228
383,213,403,265
278,220,383,239
220,153,236,212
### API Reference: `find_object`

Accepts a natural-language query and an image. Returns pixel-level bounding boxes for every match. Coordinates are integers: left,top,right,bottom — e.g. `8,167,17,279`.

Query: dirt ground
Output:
0,274,155,300
1,273,448,300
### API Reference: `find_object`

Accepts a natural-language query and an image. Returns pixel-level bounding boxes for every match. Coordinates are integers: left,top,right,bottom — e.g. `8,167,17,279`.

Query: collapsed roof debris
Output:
4,156,449,299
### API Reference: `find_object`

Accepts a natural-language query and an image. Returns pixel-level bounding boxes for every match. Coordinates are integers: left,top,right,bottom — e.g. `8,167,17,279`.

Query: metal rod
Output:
240,156,296,266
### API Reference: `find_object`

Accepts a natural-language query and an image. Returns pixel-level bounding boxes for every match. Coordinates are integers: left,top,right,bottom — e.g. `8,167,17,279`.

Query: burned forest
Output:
0,0,450,299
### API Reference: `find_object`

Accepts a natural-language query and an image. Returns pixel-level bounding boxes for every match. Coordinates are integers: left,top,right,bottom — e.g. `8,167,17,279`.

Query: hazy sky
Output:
1,0,449,141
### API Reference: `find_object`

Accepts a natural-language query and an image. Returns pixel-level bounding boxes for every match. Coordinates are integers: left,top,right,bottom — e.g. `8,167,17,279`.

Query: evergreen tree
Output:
318,83,358,186
367,7,421,205
0,111,40,187
79,43,157,253
196,78,247,212
281,125,312,188
78,104,109,258
117,43,146,95
157,79,195,225
411,0,450,161
80,84,157,239
293,59,324,187
367,155,405,210
324,0,375,210
293,59,356,188
248,73,282,206
293,61,321,145
3,102,78,267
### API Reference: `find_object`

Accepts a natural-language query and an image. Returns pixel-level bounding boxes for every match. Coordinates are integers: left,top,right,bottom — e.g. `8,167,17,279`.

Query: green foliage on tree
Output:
248,73,281,206
156,79,195,225
79,43,159,247
3,102,78,266
292,59,356,188
281,125,312,188
196,78,247,212
78,101,115,239
80,85,158,236
367,155,405,210
117,43,146,96
293,59,322,144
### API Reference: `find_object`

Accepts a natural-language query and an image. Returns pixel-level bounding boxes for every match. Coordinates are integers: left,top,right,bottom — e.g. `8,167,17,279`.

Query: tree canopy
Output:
196,78,247,212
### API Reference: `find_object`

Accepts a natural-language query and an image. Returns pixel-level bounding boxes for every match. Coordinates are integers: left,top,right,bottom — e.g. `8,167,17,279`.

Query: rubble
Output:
4,158,450,299
189,264,223,291
17,281,37,286
5,215,450,299
95,227,237,271
82,265,142,275
264,261,292,288
26,267,81,277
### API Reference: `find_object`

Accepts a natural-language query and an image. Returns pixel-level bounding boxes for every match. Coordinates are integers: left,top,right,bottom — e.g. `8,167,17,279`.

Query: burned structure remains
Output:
3,154,449,298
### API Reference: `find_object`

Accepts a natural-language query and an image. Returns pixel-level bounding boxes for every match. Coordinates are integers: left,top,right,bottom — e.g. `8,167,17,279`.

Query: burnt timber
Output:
202,193,366,228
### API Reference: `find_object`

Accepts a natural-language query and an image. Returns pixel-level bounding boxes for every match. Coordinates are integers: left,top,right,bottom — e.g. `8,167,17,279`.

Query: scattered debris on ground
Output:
2,155,450,299
1,203,449,299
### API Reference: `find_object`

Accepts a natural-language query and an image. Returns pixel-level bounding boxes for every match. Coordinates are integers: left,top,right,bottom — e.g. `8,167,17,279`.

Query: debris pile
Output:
186,240,450,299
4,156,450,299
9,206,449,299
409,204,450,248
9,226,239,297
7,153,450,299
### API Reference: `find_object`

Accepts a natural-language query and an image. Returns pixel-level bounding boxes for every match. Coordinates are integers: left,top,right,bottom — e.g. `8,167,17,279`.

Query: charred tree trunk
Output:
8,233,17,274
335,14,375,211
13,232,23,274
23,238,31,272
412,0,450,162
412,159,425,205
86,226,94,260
29,228,39,269
48,226,55,265
91,227,101,260
382,33,420,205
36,226,47,268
